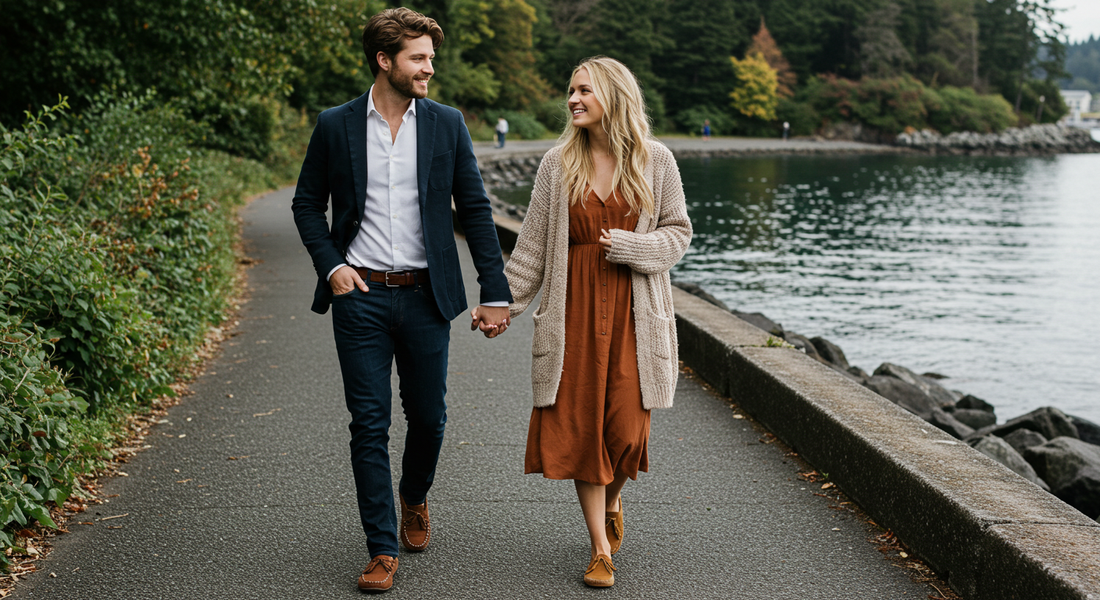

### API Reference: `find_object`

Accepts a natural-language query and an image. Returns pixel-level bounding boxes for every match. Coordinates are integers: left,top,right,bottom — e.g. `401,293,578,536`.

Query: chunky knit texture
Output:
505,141,692,410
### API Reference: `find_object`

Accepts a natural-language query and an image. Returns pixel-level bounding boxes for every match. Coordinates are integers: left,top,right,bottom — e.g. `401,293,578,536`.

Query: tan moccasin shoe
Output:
400,495,431,552
584,553,616,587
605,495,623,555
358,555,398,593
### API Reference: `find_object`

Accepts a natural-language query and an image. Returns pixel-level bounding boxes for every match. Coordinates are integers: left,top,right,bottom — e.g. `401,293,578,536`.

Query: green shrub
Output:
776,98,821,136
530,99,570,134
674,106,737,136
0,95,295,566
927,86,1016,134
482,110,550,140
803,74,1017,135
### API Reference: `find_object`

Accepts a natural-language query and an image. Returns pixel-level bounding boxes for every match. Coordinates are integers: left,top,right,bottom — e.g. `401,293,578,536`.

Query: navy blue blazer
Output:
291,92,512,319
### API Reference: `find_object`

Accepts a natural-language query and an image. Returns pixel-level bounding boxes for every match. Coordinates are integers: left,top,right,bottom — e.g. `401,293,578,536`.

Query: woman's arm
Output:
504,152,556,317
604,150,692,275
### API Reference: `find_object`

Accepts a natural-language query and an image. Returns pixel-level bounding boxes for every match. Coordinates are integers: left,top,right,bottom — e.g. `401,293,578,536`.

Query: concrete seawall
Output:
672,289,1100,600
474,143,1100,599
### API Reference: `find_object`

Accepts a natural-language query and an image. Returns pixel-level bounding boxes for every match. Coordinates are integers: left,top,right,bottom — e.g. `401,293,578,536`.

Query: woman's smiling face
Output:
568,68,605,131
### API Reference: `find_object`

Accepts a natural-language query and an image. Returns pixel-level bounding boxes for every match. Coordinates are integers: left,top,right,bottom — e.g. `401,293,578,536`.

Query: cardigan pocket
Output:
649,309,673,359
530,310,552,356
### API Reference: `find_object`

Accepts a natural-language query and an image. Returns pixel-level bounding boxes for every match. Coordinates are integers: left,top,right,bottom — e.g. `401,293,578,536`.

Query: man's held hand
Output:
470,305,510,339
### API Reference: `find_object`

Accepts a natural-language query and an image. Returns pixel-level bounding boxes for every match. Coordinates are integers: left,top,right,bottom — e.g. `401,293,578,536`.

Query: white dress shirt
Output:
327,87,507,308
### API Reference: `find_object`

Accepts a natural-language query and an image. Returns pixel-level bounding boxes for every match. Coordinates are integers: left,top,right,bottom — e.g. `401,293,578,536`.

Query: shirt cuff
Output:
326,263,347,282
480,301,509,307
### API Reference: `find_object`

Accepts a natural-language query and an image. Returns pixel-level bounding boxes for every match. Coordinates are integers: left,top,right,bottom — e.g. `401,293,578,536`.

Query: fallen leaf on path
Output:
253,409,281,417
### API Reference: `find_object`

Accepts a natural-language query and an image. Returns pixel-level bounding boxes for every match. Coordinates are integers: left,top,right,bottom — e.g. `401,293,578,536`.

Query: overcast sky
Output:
1051,0,1100,43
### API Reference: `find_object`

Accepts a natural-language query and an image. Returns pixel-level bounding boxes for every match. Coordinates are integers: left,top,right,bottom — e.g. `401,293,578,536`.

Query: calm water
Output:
496,152,1100,422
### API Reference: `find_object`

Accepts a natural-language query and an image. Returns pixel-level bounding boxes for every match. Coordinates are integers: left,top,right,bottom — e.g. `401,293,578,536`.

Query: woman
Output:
479,56,691,587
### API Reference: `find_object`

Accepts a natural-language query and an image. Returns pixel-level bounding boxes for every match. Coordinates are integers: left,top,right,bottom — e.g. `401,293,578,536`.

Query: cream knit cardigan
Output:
505,141,692,410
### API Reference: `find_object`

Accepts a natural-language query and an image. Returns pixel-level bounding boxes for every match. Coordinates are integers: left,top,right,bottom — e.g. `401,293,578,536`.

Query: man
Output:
291,7,511,593
495,116,509,148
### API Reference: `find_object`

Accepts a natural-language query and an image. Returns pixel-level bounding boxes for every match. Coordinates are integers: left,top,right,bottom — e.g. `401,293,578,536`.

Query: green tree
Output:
730,53,779,121
655,0,739,128
855,2,912,77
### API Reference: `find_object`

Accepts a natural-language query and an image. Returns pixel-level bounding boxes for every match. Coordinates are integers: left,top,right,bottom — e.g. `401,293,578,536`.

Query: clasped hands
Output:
470,230,613,340
470,305,510,339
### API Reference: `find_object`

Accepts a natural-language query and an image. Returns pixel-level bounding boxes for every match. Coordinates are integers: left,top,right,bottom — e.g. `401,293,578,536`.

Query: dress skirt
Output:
524,188,651,486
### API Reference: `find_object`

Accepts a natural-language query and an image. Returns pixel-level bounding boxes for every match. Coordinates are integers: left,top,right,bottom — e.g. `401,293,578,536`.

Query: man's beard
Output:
391,65,428,99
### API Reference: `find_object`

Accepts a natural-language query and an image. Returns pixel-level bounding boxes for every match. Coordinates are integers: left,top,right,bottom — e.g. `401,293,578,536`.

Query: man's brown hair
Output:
362,8,444,77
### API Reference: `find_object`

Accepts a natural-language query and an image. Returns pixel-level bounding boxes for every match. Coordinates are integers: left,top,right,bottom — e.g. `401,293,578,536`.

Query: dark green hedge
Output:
0,97,294,565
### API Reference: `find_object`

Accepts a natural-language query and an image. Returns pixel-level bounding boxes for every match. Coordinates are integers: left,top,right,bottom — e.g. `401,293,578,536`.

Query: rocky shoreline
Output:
895,123,1100,155
673,281,1100,523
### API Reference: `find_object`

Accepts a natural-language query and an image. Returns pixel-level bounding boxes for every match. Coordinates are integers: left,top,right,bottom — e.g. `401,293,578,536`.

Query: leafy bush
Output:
674,106,737,136
926,86,1016,134
776,98,821,137
0,96,292,566
803,74,1018,135
481,110,550,140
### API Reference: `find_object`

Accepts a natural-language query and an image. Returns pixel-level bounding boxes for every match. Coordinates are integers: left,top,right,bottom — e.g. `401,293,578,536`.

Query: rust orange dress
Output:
524,188,651,485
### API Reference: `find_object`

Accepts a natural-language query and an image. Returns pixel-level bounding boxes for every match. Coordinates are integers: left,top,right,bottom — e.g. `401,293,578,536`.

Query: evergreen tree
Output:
655,0,738,127
855,2,912,78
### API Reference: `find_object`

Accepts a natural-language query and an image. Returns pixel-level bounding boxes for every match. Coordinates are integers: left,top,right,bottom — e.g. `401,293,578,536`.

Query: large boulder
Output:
1069,414,1100,446
810,336,850,371
994,406,1079,442
955,394,995,414
1057,467,1100,520
951,408,996,430
1024,437,1100,519
732,311,783,336
873,362,958,407
783,332,822,361
864,376,939,420
971,435,1049,491
671,281,730,311
928,408,975,439
1002,428,1048,456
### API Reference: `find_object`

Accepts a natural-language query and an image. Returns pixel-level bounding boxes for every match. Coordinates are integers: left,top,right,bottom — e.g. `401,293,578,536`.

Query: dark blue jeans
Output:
330,279,450,558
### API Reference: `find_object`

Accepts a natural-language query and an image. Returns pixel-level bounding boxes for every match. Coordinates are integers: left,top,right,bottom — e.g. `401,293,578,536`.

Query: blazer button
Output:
352,220,360,227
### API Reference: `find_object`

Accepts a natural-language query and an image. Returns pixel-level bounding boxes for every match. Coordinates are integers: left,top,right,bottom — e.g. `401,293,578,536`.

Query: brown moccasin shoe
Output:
605,495,623,555
358,555,398,593
584,553,616,587
400,495,431,552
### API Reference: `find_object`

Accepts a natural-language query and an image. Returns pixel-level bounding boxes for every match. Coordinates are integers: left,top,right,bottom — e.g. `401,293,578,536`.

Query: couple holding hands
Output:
291,8,690,593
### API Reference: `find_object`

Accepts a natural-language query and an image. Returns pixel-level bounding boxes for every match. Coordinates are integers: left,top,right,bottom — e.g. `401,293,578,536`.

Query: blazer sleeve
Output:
504,152,555,318
604,150,692,274
450,115,513,305
291,117,344,279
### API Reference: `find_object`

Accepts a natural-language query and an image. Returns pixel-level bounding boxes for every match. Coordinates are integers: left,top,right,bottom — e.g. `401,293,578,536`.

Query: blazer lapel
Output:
416,98,437,213
345,91,370,218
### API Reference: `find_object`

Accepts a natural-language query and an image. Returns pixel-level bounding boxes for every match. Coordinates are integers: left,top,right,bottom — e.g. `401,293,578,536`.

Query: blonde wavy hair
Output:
559,56,655,216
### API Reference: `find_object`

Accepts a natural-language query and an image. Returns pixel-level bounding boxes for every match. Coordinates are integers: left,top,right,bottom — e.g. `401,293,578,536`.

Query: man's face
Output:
382,35,435,99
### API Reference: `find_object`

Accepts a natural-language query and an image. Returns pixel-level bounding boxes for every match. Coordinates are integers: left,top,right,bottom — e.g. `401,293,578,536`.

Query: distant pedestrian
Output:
783,121,790,140
702,118,711,140
481,55,691,588
496,116,509,148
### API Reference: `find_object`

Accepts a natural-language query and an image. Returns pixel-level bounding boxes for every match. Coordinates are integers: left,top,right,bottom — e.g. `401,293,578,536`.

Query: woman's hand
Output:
599,228,613,258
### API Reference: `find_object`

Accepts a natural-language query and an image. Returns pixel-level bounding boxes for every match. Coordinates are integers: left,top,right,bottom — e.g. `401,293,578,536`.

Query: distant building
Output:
1060,90,1092,124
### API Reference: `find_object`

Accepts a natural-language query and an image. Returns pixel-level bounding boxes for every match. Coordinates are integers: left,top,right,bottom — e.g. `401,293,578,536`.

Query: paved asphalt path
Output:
14,174,935,598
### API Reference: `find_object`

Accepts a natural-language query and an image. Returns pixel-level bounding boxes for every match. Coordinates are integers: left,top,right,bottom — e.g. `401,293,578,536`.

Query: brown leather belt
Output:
353,267,430,287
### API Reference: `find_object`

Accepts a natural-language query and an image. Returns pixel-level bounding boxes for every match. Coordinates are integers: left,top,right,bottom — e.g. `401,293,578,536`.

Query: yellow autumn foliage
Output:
729,52,779,121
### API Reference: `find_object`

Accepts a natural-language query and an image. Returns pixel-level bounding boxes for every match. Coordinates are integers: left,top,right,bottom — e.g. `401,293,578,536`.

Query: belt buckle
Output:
384,270,402,288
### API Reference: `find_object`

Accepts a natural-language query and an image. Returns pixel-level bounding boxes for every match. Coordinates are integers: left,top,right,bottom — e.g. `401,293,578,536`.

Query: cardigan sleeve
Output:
604,148,692,275
504,151,556,318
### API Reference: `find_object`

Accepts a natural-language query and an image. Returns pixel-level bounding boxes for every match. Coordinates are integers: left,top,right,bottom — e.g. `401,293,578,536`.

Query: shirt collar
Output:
366,84,417,123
